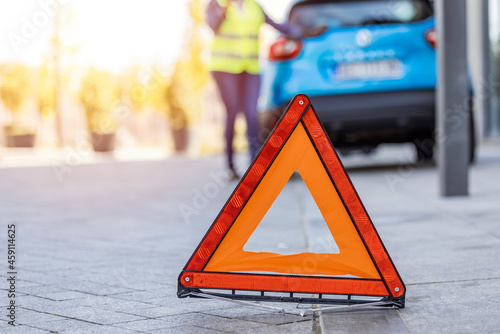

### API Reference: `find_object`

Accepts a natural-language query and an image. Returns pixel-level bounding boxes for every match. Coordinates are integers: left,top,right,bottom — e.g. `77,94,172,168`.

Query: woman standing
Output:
206,0,302,180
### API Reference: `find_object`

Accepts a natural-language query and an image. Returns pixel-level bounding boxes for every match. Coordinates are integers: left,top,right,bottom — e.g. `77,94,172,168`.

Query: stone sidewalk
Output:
0,143,499,333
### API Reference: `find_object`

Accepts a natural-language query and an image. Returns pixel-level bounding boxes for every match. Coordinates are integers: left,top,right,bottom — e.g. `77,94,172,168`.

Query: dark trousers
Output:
212,71,261,168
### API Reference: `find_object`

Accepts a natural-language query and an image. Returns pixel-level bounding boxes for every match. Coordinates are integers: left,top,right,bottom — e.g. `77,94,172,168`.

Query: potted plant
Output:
0,63,35,147
37,60,56,121
164,0,208,152
165,61,192,152
79,68,119,152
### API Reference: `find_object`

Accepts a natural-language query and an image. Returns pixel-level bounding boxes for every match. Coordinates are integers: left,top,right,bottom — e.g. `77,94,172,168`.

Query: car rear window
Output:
289,0,433,29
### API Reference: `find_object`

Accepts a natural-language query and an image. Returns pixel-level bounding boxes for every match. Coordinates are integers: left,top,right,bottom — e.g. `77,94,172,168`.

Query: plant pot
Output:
171,127,189,152
5,134,36,148
90,132,115,152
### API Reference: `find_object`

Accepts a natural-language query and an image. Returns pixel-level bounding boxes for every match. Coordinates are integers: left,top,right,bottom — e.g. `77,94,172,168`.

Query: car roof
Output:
288,0,433,18
286,0,434,26
290,0,432,6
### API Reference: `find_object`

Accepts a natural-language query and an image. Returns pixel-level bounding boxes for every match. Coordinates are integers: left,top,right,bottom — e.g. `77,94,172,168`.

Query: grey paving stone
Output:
200,306,278,318
56,268,169,291
54,280,138,296
110,290,172,303
120,306,189,318
16,308,67,325
15,273,73,287
157,312,269,332
49,306,146,325
115,312,267,333
237,320,315,334
244,179,308,254
469,214,500,238
0,320,13,330
0,324,52,333
236,312,312,326
131,294,224,315
77,296,155,314
16,280,44,289
18,259,82,273
147,325,225,333
400,278,500,334
321,309,408,334
2,147,500,334
16,285,66,298
17,295,79,314
112,318,179,332
380,218,500,285
31,319,141,334
65,326,142,334
42,290,93,301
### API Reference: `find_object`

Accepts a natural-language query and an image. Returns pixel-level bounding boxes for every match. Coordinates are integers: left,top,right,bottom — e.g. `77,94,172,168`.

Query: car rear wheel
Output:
415,98,476,164
415,140,434,162
468,98,476,164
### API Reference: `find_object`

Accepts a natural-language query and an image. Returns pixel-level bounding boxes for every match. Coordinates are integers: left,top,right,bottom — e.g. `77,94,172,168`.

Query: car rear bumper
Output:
262,89,436,146
310,89,434,127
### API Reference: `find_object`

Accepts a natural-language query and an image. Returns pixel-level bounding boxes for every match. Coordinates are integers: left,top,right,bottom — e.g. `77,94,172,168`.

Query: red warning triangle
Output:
178,95,405,307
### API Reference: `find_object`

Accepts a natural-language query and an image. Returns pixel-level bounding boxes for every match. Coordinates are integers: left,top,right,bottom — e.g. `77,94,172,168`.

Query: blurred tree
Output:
186,0,209,92
166,61,191,130
148,67,170,112
79,68,120,135
0,64,30,115
126,65,149,113
0,63,32,134
126,64,168,113
0,63,37,147
52,2,63,145
37,59,56,119
79,68,121,152
51,3,81,146
165,0,209,151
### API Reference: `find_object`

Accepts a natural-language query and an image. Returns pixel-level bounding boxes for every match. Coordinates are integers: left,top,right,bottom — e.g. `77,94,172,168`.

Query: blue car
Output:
260,0,472,160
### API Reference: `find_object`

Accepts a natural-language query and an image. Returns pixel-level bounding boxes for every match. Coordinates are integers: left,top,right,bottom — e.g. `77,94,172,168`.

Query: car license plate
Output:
334,60,402,80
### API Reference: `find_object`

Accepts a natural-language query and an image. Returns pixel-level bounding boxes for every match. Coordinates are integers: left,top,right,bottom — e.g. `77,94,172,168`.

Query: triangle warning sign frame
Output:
178,94,405,308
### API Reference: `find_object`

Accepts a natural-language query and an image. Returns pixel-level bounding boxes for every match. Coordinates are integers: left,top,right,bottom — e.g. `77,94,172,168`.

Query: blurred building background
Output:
467,0,500,140
0,0,225,156
489,0,500,137
0,0,498,163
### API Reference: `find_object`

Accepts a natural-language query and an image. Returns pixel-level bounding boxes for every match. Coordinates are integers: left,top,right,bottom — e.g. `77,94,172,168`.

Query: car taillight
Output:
268,38,302,61
425,29,437,48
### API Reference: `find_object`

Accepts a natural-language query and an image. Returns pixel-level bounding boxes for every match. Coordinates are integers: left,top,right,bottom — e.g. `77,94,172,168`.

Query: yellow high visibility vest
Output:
209,0,265,74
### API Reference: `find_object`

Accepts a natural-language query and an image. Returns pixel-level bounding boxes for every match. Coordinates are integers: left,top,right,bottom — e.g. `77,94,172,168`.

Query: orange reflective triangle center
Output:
179,95,405,300
205,123,380,278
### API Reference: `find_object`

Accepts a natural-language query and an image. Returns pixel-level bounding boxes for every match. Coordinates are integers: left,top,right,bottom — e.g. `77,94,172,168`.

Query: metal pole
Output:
436,0,469,197
491,0,500,137
466,0,491,139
